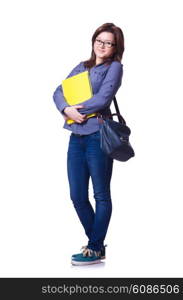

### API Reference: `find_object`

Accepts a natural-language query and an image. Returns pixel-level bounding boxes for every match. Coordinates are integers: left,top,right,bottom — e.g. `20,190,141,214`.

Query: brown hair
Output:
83,23,124,69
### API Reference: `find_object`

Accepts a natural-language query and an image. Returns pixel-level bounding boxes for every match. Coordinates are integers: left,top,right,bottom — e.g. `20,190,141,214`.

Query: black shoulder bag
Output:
97,96,135,162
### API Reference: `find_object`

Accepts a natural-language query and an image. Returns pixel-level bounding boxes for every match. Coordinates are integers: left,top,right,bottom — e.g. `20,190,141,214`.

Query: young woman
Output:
53,23,124,266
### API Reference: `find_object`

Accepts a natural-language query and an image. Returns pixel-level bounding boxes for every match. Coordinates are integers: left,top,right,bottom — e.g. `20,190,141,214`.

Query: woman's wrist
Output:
63,106,69,115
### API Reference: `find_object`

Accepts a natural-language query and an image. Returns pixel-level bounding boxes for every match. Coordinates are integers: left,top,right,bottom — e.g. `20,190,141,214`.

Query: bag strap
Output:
113,96,126,125
96,96,126,125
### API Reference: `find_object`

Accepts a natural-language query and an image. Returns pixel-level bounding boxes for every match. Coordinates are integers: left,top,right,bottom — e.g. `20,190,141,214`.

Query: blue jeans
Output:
67,131,113,252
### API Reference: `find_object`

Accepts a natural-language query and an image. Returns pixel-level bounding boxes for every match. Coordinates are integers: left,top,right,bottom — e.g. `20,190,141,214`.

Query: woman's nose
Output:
99,43,105,49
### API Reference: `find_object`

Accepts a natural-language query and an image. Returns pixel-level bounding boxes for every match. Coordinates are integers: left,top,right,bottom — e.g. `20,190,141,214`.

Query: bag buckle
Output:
96,113,104,124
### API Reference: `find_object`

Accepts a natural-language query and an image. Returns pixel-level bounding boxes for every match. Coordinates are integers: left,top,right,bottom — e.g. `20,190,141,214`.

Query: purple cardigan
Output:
53,60,123,135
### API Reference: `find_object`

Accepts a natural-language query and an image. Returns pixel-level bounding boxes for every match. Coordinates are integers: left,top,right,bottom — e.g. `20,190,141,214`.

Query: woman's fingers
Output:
75,114,87,123
73,105,84,109
64,107,86,122
77,116,86,123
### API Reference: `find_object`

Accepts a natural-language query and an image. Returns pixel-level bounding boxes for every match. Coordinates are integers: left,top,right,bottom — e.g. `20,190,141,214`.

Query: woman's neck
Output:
95,58,105,65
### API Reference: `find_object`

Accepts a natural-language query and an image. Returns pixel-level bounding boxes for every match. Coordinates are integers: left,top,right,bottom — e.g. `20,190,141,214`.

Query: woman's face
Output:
93,31,116,63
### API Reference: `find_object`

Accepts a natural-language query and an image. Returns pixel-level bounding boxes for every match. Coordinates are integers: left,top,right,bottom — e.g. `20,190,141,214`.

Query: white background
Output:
0,0,182,277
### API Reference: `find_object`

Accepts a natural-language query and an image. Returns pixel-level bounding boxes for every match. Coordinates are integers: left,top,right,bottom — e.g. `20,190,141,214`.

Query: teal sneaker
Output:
71,247,102,266
72,245,107,260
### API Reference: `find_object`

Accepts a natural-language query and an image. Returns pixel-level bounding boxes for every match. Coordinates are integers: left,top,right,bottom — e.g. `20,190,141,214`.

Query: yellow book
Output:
62,70,96,124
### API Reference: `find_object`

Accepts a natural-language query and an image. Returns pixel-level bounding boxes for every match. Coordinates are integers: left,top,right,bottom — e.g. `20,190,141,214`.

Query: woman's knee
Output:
93,190,112,202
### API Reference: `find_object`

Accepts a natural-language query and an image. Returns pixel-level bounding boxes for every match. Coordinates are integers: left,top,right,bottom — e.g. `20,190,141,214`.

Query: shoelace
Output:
80,245,107,257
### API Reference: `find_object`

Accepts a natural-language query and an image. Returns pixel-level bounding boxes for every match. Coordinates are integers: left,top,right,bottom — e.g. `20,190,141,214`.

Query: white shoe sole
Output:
71,259,102,266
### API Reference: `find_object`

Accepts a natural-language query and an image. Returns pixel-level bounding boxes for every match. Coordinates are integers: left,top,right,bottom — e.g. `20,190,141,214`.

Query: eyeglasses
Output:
95,39,116,48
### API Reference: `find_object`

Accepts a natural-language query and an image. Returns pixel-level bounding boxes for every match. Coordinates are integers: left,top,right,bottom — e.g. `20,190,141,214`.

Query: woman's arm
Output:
53,85,68,115
78,61,123,115
53,62,83,115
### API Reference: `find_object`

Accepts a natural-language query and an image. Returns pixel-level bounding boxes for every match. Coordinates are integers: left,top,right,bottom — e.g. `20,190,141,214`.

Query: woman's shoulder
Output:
67,61,86,77
110,60,123,68
74,60,123,71
73,61,85,71
75,61,86,67
105,61,123,75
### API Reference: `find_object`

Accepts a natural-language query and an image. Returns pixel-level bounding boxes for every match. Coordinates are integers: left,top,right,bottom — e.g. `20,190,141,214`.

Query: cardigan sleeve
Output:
53,62,82,114
78,61,123,115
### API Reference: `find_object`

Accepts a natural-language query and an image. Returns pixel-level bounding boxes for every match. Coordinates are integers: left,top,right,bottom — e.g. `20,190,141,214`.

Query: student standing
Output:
53,23,124,266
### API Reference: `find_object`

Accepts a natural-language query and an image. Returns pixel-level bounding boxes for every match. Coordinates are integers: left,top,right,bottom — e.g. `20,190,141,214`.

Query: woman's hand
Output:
64,105,87,123
62,114,69,121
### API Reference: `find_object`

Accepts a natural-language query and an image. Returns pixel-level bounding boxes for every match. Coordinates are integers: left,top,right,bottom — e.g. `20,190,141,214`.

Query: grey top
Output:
53,60,123,135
